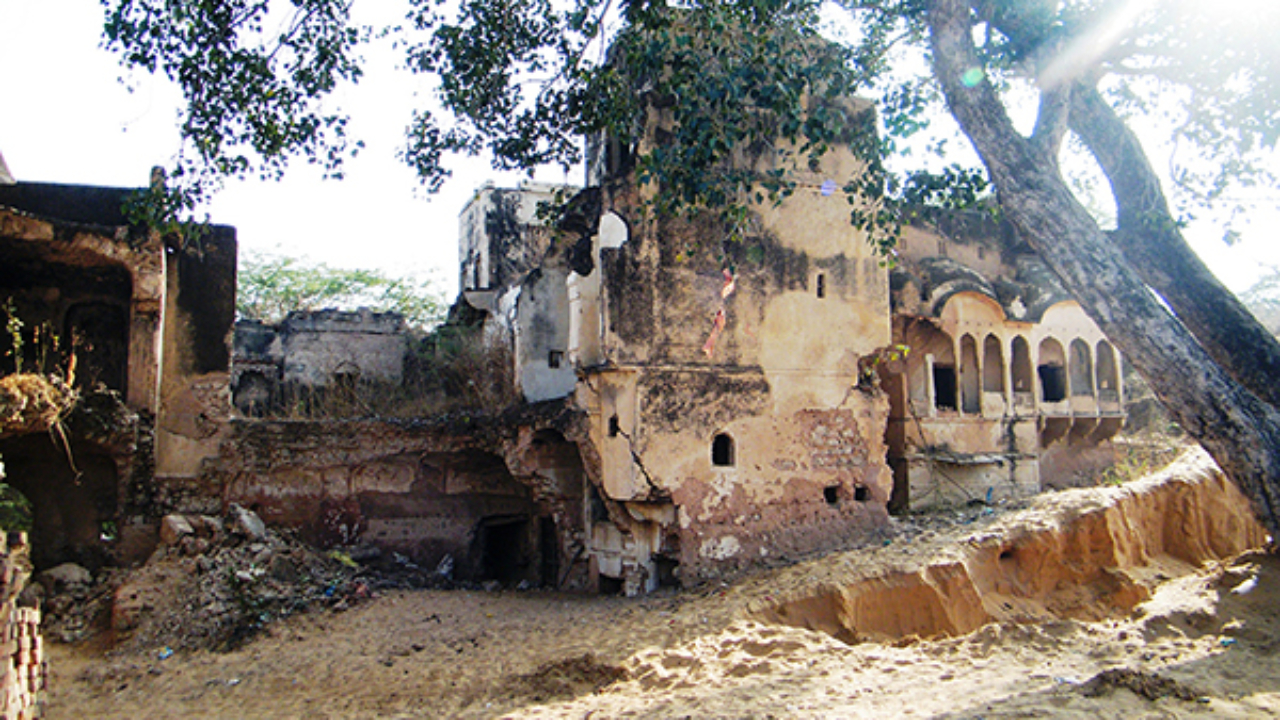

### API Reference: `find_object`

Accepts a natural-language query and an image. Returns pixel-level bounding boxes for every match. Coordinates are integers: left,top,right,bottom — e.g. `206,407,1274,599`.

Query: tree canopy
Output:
237,251,446,329
101,0,1280,534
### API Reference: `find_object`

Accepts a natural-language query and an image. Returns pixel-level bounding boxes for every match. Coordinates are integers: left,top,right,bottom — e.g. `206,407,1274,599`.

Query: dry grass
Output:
0,373,77,438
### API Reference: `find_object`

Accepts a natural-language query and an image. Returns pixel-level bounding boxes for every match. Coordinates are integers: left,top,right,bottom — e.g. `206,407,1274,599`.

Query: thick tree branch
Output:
1030,83,1070,165
926,0,1280,534
1069,82,1280,411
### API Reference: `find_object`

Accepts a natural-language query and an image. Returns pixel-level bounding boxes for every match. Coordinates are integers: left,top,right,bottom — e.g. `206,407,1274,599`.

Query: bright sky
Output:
0,0,575,299
0,0,1275,298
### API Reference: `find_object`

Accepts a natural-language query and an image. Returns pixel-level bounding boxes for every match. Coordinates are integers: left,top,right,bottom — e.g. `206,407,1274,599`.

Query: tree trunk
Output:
970,0,1280,412
926,0,1280,536
1068,83,1280,411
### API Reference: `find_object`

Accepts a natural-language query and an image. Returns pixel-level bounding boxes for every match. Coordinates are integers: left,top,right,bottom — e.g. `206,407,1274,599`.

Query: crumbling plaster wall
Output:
574,102,896,591
153,226,237,483
459,184,581,405
278,309,407,386
0,202,164,411
459,183,563,293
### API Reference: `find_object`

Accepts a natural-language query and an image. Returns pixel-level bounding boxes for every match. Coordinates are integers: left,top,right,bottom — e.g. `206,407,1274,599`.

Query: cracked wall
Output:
569,95,895,593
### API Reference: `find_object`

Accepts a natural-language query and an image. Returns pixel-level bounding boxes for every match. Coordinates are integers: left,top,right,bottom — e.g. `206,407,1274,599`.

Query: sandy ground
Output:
44,454,1280,719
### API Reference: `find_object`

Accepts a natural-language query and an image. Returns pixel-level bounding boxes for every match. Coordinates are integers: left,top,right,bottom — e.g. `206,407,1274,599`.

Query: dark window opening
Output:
854,485,871,502
933,365,958,411
598,575,625,595
1038,365,1067,402
960,335,981,414
548,350,563,368
479,516,529,585
816,273,826,299
823,485,839,505
712,433,735,467
654,554,681,588
608,415,620,437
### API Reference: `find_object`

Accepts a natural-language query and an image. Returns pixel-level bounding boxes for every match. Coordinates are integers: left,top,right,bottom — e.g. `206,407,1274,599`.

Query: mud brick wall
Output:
0,533,43,720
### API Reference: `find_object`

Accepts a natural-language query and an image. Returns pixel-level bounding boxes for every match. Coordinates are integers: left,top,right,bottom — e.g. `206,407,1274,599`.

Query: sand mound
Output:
757,449,1267,644
45,447,1280,719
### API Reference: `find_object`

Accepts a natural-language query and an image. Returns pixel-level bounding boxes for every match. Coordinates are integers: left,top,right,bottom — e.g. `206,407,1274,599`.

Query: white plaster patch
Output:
699,535,742,560
700,471,739,519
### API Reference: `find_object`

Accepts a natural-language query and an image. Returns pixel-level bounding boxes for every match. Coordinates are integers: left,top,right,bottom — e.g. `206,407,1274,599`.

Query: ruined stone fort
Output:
0,90,1123,599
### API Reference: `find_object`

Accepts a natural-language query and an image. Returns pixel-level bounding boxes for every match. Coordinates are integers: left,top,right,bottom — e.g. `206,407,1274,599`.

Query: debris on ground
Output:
1077,668,1202,702
42,504,365,652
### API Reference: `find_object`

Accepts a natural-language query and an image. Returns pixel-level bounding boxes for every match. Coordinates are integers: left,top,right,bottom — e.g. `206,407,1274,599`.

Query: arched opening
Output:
1069,339,1094,397
982,334,1005,394
1096,341,1120,405
1038,338,1067,404
1011,336,1033,410
712,433,735,467
902,320,956,415
0,243,133,390
959,334,981,414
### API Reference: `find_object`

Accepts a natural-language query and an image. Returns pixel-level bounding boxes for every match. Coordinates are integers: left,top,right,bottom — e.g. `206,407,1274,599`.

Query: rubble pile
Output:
40,505,365,653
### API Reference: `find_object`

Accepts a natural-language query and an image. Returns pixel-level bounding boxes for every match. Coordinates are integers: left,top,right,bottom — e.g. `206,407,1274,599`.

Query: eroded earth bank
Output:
48,448,1279,719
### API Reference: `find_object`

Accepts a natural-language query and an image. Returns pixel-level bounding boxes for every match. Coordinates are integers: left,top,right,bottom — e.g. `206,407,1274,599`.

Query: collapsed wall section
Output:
199,406,592,589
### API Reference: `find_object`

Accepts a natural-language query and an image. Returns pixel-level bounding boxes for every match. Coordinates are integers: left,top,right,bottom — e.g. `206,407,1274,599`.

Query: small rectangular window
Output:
933,365,958,411
816,273,826,299
548,350,564,368
608,415,620,437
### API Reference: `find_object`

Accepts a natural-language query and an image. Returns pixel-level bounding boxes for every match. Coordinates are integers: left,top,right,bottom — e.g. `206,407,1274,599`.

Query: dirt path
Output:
46,450,1280,719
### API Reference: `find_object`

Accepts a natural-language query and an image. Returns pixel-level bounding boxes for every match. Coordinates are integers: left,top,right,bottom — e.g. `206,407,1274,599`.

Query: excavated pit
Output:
758,449,1269,644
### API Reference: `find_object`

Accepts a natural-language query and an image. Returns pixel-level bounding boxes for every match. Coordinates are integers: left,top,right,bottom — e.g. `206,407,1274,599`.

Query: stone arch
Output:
1038,338,1067,403
232,370,275,417
1096,340,1120,404
1011,336,1033,396
982,334,1005,394
904,320,957,414
959,333,981,414
1069,338,1094,397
